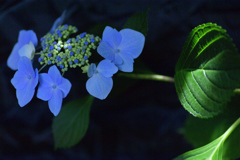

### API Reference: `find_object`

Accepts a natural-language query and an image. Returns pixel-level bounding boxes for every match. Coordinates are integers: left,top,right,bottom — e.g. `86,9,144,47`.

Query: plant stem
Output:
234,88,240,94
118,73,174,83
223,117,240,140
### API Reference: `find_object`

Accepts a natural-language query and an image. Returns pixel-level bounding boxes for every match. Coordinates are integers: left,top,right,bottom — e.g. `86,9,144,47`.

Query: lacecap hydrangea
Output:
8,13,145,115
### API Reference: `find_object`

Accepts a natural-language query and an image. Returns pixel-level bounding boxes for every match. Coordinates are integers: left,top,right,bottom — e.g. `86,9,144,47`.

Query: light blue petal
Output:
39,73,54,88
119,29,145,59
48,65,62,84
49,10,66,34
37,84,53,101
102,26,122,48
116,53,134,72
87,63,97,78
86,73,113,100
97,59,118,77
48,89,63,116
11,70,28,90
7,43,21,70
17,57,35,76
32,68,39,88
113,54,123,65
16,83,35,107
57,77,71,98
18,30,38,47
97,41,115,61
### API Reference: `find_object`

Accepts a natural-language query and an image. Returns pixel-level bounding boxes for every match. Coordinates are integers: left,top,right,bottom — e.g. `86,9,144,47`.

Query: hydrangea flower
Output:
86,59,118,100
97,26,145,72
37,65,71,116
7,30,38,70
11,56,38,107
49,10,66,34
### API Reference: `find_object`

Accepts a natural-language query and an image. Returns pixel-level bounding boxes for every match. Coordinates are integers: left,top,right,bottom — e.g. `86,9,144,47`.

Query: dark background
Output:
0,0,240,159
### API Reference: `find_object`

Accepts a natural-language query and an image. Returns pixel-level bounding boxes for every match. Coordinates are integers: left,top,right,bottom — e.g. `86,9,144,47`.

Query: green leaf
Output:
52,96,94,149
174,23,240,118
123,8,149,36
182,95,240,160
174,117,240,160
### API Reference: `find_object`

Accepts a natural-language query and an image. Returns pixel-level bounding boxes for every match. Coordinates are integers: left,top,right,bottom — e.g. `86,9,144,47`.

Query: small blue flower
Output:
97,26,145,72
37,65,71,116
86,59,118,100
11,57,38,107
49,10,66,34
7,30,38,70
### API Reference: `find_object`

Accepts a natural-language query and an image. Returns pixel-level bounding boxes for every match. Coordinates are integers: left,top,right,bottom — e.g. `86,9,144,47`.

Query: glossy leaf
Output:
174,23,240,118
123,8,149,36
52,96,94,149
174,117,240,160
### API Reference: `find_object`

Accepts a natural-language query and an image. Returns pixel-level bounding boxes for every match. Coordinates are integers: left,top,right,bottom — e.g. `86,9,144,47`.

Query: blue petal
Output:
86,73,113,100
87,63,97,78
57,77,71,98
48,65,62,85
7,43,21,70
97,41,115,61
37,84,53,101
97,60,118,77
102,26,122,49
18,30,38,47
119,29,145,59
113,54,123,65
11,70,28,90
17,57,35,76
16,82,35,107
49,10,66,34
116,52,134,72
48,89,63,116
39,73,54,88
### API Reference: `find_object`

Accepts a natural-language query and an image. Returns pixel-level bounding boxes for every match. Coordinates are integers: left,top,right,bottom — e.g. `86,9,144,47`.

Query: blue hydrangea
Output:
37,65,71,116
7,30,38,70
86,60,118,100
11,57,39,107
97,26,145,72
49,10,66,34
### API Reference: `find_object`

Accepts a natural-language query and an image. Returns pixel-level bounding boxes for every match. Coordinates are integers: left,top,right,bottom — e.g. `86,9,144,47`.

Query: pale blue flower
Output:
49,10,66,34
11,56,39,107
86,60,118,100
37,65,71,116
18,41,35,60
97,26,145,72
7,30,38,70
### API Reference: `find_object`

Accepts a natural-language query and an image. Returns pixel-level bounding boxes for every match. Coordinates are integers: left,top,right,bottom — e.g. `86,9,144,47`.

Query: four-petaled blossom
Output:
49,10,66,34
97,26,145,72
11,56,38,107
37,65,71,116
7,30,38,70
86,59,118,100
18,41,35,60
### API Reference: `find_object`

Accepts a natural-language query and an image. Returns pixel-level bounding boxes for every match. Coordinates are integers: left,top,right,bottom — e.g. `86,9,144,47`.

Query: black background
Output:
0,0,240,159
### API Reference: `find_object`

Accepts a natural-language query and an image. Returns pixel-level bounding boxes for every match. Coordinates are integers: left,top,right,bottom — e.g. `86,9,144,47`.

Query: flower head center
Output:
27,75,31,80
52,84,57,89
115,49,120,53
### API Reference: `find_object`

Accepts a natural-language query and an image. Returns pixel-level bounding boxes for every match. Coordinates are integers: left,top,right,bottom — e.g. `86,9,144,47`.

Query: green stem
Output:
118,73,174,83
39,64,47,72
234,88,240,94
35,52,41,55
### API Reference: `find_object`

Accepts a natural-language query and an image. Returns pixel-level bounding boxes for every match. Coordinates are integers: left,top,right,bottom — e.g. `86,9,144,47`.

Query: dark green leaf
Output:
175,116,240,160
52,96,94,149
181,94,240,160
123,8,149,36
174,23,240,118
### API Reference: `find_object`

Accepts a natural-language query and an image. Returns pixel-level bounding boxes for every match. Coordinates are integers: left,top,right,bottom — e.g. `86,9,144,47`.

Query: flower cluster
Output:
39,25,101,73
86,26,145,99
8,11,145,115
